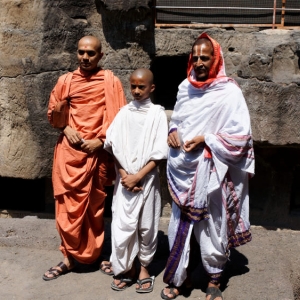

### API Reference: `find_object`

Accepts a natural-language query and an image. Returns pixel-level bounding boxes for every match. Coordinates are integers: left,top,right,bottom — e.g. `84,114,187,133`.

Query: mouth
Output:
195,68,207,76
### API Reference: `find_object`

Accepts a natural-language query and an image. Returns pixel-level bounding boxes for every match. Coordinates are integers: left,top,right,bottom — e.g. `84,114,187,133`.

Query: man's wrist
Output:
97,138,104,147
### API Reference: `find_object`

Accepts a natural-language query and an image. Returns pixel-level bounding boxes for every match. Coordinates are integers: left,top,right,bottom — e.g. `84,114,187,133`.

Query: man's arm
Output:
168,130,181,148
183,135,205,152
62,126,103,154
121,160,160,192
114,157,127,178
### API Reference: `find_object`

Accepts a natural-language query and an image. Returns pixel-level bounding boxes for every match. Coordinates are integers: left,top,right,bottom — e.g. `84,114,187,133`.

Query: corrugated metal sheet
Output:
154,1,300,27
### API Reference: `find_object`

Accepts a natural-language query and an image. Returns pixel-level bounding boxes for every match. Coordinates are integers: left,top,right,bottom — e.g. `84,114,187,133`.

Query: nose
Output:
195,57,203,65
134,88,140,94
82,52,89,60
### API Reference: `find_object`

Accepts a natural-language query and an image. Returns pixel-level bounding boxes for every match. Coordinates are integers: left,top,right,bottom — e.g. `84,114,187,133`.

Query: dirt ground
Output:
0,215,300,300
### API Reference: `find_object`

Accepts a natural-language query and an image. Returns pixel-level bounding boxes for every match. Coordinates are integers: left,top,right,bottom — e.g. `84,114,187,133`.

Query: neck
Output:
79,67,100,76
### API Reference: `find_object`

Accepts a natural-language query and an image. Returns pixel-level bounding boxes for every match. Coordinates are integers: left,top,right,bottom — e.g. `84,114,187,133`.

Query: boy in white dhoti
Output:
104,68,168,293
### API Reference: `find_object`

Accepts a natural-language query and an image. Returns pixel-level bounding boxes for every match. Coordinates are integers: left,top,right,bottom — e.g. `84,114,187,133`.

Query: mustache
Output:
194,66,206,71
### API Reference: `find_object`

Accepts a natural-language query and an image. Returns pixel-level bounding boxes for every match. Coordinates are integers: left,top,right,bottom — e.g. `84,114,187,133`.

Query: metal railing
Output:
153,0,300,29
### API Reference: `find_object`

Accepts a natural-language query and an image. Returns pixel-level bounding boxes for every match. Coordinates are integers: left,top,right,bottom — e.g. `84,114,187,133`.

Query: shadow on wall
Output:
150,56,188,110
249,144,300,230
95,0,155,54
0,177,46,212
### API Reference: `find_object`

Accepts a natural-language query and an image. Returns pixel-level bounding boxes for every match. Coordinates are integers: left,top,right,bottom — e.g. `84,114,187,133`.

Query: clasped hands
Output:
167,130,204,152
121,173,143,193
63,126,103,154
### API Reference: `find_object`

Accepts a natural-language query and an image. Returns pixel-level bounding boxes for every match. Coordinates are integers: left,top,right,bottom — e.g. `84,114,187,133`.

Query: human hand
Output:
132,186,143,193
168,130,181,148
63,126,83,145
183,135,205,152
81,138,103,154
121,174,142,192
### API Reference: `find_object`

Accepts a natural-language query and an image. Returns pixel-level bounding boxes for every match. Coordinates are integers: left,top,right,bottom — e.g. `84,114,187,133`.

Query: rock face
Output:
1,0,300,228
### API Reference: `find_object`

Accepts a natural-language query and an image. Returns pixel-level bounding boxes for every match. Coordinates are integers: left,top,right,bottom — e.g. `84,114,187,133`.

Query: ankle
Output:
63,256,74,268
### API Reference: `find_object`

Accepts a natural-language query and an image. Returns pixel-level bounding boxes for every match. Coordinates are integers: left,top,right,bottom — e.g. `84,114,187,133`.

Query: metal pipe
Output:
272,0,277,29
155,6,300,12
281,0,286,27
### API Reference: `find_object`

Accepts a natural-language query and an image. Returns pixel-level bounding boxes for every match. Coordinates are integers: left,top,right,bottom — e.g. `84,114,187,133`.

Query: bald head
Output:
130,68,154,85
77,36,103,72
78,36,102,53
130,68,155,101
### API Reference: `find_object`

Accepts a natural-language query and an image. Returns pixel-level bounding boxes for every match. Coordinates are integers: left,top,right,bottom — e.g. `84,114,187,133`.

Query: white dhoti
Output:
164,79,254,285
104,98,168,275
110,169,161,275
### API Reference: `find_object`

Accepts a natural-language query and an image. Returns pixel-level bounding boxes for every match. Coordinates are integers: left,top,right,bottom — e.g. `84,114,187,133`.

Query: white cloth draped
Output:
104,98,168,275
164,79,254,285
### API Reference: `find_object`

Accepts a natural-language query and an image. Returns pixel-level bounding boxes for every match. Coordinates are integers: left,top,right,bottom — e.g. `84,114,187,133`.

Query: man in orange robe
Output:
43,36,127,280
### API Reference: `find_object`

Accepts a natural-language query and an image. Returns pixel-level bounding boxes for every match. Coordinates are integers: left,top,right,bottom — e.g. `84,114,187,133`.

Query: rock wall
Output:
1,1,300,228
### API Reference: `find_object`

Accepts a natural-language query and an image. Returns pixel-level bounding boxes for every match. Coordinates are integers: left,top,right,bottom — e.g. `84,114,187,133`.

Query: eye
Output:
192,56,199,62
77,50,97,56
87,51,96,57
192,56,210,62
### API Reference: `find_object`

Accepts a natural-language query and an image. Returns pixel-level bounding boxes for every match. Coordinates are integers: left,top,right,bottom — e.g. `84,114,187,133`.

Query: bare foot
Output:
206,283,223,300
43,256,74,280
100,260,113,275
161,286,181,299
136,265,152,291
113,267,136,290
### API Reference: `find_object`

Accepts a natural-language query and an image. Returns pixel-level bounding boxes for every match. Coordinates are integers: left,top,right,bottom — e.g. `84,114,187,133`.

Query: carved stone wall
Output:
1,1,300,228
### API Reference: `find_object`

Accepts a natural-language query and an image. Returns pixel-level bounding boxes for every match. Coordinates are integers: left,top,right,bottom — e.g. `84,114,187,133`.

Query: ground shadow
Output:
149,230,170,277
187,248,249,295
98,223,170,278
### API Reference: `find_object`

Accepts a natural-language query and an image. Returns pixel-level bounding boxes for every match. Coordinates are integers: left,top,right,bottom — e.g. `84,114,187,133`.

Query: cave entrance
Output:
0,177,47,214
0,177,114,218
150,55,188,110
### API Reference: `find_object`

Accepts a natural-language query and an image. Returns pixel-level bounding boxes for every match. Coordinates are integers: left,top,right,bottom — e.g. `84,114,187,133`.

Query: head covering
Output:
187,33,230,89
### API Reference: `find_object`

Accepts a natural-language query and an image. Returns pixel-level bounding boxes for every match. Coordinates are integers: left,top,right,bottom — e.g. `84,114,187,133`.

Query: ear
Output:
150,84,155,93
99,52,104,60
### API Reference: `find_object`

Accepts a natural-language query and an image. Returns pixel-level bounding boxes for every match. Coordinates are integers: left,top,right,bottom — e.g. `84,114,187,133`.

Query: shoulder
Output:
119,104,129,111
53,72,73,89
153,104,165,111
103,69,120,80
57,71,72,83
224,80,244,98
178,78,189,90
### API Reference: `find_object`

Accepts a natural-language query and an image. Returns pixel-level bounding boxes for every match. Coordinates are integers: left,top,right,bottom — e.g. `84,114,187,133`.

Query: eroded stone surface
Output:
1,1,300,229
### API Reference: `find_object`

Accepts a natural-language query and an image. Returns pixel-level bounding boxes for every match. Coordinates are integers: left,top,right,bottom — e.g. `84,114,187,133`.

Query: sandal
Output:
100,261,114,276
206,287,223,300
136,276,155,293
111,275,134,291
42,262,71,281
161,285,181,299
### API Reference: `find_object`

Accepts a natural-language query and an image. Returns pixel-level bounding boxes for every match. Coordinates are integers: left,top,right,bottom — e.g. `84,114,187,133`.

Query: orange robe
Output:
47,68,126,263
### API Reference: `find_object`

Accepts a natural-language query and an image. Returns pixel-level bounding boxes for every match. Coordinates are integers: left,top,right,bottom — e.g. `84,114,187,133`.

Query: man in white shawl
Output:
161,33,255,300
104,68,168,293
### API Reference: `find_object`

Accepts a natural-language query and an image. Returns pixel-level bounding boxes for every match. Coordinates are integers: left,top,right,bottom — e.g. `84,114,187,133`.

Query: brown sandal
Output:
42,262,71,281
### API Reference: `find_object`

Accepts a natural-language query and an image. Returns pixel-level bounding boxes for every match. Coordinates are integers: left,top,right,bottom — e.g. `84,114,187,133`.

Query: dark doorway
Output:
151,56,188,110
0,177,46,212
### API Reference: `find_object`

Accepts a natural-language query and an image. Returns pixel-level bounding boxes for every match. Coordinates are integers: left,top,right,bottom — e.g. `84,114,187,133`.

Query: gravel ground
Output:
0,216,300,300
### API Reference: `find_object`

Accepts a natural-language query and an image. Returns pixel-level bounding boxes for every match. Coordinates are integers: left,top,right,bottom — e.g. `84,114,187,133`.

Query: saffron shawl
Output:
47,68,126,263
